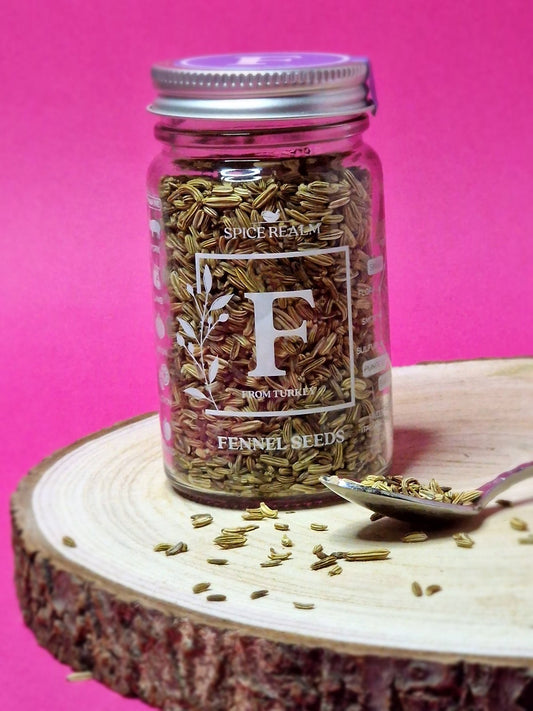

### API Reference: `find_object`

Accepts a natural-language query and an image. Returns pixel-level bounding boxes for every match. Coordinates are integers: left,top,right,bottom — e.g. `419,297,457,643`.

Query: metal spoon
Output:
320,461,533,524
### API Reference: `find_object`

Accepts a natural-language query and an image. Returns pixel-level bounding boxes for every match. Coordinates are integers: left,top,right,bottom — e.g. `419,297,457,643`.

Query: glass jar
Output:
147,53,392,508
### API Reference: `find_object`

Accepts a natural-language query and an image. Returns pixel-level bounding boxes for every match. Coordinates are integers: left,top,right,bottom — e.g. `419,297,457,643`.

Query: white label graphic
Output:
192,246,356,418
378,369,392,391
362,353,389,378
222,208,320,240
245,289,315,377
367,255,384,275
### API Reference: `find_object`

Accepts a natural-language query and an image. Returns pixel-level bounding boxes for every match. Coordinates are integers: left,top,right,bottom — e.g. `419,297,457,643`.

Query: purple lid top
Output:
149,52,376,120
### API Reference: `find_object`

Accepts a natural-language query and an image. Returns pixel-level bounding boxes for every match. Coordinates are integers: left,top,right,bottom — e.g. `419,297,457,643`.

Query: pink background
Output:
2,0,532,708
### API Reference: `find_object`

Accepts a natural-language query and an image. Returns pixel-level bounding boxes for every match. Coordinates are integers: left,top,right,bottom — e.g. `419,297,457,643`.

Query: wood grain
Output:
11,359,533,710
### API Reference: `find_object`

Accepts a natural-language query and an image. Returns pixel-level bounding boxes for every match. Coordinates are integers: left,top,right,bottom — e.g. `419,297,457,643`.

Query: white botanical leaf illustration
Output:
203,265,212,294
172,276,233,412
208,357,219,384
177,317,196,340
184,387,207,400
210,294,233,312
262,209,280,223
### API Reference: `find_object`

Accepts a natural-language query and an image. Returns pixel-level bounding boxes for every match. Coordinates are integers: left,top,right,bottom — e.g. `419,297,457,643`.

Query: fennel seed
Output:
411,581,423,597
165,541,188,556
274,522,290,531
425,584,442,596
281,533,293,547
401,532,428,543
453,532,474,548
344,549,390,561
191,513,214,528
250,589,269,599
192,582,211,594
66,671,93,682
328,564,343,576
153,542,172,552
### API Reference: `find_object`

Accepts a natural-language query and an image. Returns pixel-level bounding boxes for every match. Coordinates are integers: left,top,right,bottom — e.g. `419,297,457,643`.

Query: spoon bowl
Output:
321,461,533,525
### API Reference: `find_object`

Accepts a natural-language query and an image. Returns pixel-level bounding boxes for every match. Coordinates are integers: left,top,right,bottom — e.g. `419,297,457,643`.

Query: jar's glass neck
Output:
153,115,370,155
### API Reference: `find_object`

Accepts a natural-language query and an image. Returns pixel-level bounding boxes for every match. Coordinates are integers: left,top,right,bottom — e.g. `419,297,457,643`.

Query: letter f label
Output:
244,289,315,377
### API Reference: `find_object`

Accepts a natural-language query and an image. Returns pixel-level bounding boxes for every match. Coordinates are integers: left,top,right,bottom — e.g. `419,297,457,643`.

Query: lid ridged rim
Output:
149,53,376,120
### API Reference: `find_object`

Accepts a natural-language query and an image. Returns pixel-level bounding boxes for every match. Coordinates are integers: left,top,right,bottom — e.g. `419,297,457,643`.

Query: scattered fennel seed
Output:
165,541,188,556
66,671,93,682
510,517,528,531
153,543,172,552
274,522,290,531
344,549,390,561
453,532,474,548
192,582,211,594
328,564,343,576
401,532,428,543
250,589,269,600
411,581,423,597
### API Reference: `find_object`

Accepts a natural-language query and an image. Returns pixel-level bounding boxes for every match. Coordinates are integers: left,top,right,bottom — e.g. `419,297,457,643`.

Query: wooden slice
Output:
11,359,533,710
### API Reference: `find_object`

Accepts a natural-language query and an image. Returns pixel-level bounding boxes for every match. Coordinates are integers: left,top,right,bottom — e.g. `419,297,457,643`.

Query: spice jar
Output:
147,52,392,508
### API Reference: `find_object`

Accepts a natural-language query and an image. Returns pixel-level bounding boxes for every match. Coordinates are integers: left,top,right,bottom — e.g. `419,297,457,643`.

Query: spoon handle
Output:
476,461,533,507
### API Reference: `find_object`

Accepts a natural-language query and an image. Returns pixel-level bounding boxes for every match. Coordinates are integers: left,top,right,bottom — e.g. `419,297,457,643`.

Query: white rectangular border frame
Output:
194,247,356,418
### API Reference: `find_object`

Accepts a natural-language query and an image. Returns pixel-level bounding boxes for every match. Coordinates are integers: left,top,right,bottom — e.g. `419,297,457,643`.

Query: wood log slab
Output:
11,358,533,710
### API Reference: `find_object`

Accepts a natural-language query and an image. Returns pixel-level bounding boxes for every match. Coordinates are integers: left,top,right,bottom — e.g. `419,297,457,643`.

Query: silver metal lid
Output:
148,52,376,120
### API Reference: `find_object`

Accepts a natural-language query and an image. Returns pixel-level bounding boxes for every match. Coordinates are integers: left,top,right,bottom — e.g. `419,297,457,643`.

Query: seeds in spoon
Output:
358,474,482,506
